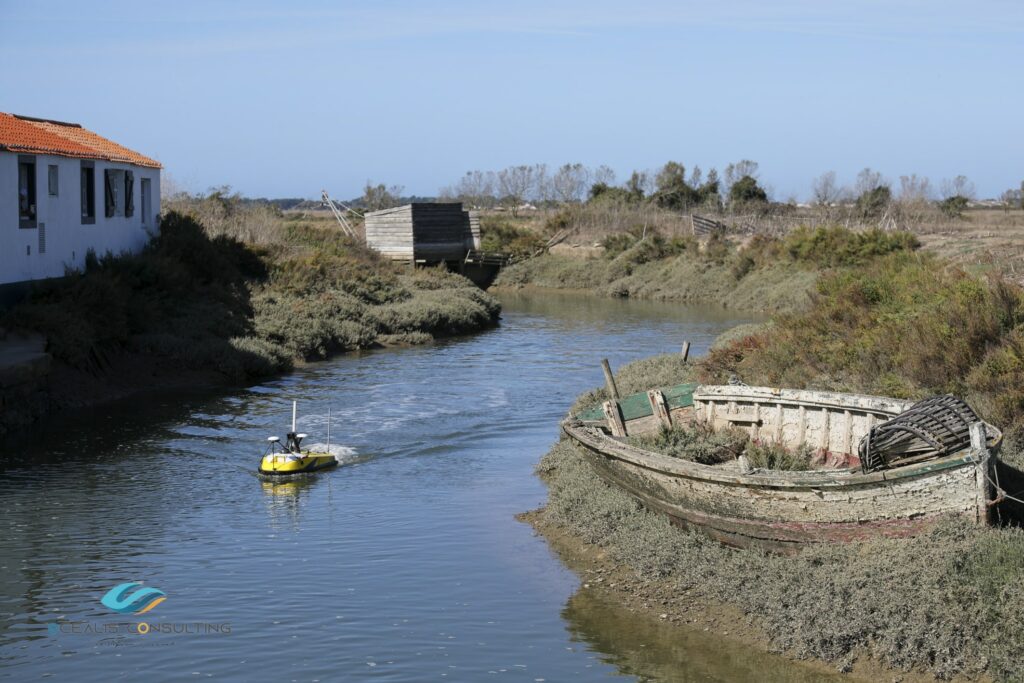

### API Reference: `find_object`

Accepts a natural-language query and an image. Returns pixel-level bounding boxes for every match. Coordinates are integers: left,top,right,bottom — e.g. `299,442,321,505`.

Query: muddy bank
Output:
519,509,961,683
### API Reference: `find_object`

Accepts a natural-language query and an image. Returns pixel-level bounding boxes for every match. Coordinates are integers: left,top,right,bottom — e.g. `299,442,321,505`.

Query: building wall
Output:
0,151,161,286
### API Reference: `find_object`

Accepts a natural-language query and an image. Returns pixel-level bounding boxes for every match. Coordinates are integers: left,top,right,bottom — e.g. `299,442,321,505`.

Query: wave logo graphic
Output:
100,582,166,615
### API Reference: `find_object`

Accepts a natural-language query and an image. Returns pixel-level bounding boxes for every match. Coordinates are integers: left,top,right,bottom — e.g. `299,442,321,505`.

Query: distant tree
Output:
688,165,703,189
939,195,969,218
940,175,976,200
362,182,404,211
625,171,648,200
999,188,1021,212
551,163,590,203
592,165,616,187
728,175,768,206
856,185,892,219
588,182,636,205
531,163,551,203
723,160,759,199
653,161,720,211
702,169,721,209
898,174,933,203
811,171,843,206
497,165,536,215
854,168,886,197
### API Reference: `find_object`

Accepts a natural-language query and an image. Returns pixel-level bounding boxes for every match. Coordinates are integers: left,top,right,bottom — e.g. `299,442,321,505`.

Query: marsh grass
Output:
4,210,500,381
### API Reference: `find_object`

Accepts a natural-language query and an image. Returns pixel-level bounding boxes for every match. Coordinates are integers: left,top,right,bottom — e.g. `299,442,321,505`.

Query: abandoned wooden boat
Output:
563,384,1002,552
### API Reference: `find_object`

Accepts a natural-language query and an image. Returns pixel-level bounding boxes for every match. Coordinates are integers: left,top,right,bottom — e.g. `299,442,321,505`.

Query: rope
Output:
985,469,1024,507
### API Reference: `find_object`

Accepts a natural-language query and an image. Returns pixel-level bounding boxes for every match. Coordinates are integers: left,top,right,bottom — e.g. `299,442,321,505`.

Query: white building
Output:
0,112,161,298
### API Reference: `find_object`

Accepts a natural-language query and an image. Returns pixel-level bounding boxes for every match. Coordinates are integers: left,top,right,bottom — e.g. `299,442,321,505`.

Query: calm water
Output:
0,292,839,682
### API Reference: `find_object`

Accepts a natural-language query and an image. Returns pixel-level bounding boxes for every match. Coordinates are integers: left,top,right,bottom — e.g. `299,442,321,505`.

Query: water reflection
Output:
259,475,332,531
563,590,845,682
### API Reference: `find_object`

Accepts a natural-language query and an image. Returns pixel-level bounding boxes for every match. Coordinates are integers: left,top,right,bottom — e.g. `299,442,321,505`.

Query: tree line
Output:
430,161,1024,219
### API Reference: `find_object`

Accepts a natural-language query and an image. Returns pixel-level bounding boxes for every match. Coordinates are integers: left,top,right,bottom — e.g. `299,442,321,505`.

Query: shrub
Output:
940,195,970,218
781,226,919,268
698,253,1024,431
628,423,746,465
479,216,546,258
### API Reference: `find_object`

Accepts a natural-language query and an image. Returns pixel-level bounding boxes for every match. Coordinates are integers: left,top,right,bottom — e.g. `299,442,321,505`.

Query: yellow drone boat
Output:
258,401,339,476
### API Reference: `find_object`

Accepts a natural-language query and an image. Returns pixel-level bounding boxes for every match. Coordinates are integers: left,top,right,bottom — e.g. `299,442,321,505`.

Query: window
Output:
80,161,95,224
48,164,58,196
104,169,125,217
18,155,36,229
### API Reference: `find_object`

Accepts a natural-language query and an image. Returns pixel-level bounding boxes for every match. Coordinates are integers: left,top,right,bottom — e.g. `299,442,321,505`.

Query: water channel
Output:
0,291,843,681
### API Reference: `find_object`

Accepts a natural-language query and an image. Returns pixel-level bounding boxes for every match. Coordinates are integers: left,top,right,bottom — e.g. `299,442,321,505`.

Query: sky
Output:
1,0,1022,201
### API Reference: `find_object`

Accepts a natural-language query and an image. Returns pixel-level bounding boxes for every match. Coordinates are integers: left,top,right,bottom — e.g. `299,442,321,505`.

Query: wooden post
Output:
648,390,672,429
681,341,691,362
601,359,620,400
971,421,992,525
603,400,626,437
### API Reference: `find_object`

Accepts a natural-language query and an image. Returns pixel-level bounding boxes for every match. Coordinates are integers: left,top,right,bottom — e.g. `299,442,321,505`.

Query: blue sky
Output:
1,1,1021,200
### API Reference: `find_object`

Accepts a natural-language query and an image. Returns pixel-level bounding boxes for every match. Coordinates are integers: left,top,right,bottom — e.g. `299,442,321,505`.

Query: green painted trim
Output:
576,382,699,422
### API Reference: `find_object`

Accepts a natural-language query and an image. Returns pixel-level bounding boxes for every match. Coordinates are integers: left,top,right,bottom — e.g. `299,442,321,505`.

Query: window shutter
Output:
104,171,115,217
125,171,135,217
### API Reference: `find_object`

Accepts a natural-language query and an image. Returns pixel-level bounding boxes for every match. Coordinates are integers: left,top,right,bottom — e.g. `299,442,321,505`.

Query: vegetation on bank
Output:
3,207,500,382
539,353,1024,680
699,250,1024,436
496,226,918,313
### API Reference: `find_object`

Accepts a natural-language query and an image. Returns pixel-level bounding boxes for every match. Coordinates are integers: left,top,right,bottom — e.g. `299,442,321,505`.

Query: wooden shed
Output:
364,203,475,263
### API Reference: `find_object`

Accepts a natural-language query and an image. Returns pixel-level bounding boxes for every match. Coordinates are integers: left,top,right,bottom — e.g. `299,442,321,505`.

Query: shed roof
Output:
0,112,161,168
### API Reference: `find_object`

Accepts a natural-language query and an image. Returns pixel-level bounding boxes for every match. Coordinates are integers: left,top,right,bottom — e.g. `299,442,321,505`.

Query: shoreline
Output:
519,508,976,683
492,252,820,314
0,319,500,441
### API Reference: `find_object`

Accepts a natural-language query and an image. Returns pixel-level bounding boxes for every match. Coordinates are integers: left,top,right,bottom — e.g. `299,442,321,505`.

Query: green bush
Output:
781,226,919,267
699,252,1024,430
940,195,970,218
479,216,546,258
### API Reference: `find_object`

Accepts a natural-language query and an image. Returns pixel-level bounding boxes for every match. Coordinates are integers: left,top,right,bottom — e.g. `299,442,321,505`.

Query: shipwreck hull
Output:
564,385,998,552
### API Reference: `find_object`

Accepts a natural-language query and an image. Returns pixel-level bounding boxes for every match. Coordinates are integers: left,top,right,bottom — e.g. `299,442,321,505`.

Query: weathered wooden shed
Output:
364,203,477,263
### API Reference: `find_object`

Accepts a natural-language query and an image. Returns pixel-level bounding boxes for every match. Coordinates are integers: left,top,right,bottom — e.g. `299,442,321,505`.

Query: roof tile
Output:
0,112,161,169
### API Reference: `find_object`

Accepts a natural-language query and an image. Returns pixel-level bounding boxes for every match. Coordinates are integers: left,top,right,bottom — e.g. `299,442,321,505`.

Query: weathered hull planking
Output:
564,385,1000,553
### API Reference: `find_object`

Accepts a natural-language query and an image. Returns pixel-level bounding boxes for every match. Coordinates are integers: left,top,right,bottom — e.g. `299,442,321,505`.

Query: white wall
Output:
0,151,161,286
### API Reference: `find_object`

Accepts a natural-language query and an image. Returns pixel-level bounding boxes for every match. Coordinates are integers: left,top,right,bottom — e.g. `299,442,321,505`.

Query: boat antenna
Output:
292,400,297,433
327,408,332,453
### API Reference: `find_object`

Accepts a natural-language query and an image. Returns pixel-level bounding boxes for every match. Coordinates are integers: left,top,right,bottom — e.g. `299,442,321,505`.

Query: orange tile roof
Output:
0,112,161,169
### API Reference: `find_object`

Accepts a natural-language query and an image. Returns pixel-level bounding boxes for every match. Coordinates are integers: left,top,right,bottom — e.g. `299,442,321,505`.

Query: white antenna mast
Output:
292,400,297,433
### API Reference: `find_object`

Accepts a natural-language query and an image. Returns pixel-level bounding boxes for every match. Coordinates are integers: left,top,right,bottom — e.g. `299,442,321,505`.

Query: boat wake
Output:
304,443,357,464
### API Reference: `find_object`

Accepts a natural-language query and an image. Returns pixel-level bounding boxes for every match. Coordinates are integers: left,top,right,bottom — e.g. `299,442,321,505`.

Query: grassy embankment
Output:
491,212,919,313
489,203,1024,313
536,235,1024,680
1,202,499,431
